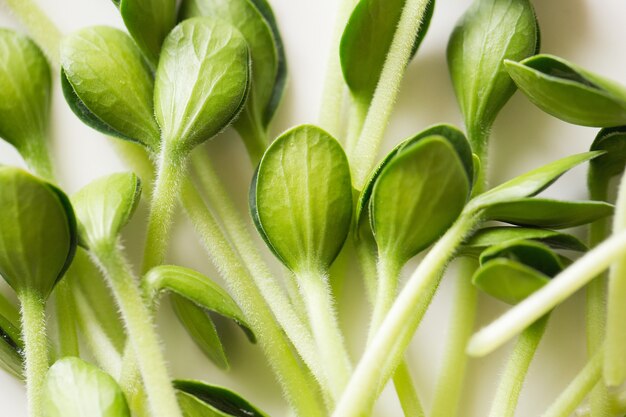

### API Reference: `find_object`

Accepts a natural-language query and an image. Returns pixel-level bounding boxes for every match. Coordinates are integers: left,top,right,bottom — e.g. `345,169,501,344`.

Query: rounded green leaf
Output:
175,380,270,417
60,26,160,150
119,0,177,66
71,172,142,249
472,259,550,305
447,0,538,146
484,198,613,229
250,125,353,273
180,0,280,126
0,167,77,298
144,265,255,342
43,357,130,417
589,126,626,198
370,135,470,263
154,17,250,153
340,0,435,101
480,240,564,278
0,29,51,159
505,54,626,127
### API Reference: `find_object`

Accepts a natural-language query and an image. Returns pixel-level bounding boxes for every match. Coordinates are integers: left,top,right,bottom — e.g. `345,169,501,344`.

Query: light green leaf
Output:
340,0,435,101
144,265,254,342
505,54,626,127
448,0,538,147
175,380,270,417
250,124,353,273
154,17,250,153
71,173,142,249
472,259,550,305
370,136,470,263
463,227,587,256
0,167,77,299
43,357,130,417
119,0,177,66
485,198,613,229
60,26,160,150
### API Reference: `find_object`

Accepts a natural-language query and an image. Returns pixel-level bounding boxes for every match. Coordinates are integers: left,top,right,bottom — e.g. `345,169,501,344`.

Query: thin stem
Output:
542,349,603,417
53,280,79,357
392,361,425,417
234,103,268,166
488,315,549,417
19,290,49,417
345,94,369,156
180,178,326,417
356,236,378,305
332,212,480,417
430,257,479,417
468,229,626,357
297,269,352,401
92,240,182,417
351,0,431,188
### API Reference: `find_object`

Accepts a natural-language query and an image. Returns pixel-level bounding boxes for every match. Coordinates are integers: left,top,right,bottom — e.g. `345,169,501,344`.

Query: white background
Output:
0,0,625,416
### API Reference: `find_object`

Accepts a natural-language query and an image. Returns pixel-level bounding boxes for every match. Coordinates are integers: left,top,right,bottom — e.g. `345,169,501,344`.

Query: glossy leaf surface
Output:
505,54,626,127
71,172,142,249
0,292,23,379
60,27,160,150
473,259,550,305
175,380,270,417
43,357,130,417
589,126,626,197
154,18,250,152
0,167,77,298
144,265,254,342
447,0,538,145
370,136,469,263
250,125,353,273
463,227,586,255
480,240,564,277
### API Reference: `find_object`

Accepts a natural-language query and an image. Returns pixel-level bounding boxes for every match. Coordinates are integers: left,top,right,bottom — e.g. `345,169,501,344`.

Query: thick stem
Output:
92,241,182,417
19,290,49,417
369,255,401,340
180,179,326,417
430,257,479,417
332,212,480,417
488,315,549,417
344,94,369,155
53,280,79,357
350,0,431,188
297,269,352,401
468,230,626,357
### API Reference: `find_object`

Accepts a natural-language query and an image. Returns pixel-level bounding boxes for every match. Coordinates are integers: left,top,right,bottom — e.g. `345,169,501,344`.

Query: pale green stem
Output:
92,240,182,417
351,0,431,188
21,136,55,182
284,273,310,330
430,257,479,417
332,212,480,417
180,179,326,417
297,269,352,402
345,95,369,156
392,361,425,417
19,290,48,417
142,148,186,273
318,0,360,138
53,279,79,357
488,315,549,417
604,170,626,389
542,349,603,417
356,237,378,305
468,229,626,357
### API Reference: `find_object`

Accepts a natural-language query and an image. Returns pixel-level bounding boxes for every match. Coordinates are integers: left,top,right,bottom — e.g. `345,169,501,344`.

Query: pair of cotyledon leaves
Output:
42,357,268,417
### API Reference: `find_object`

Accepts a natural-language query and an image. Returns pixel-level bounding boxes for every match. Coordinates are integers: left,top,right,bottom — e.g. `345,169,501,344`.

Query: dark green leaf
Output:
250,125,353,273
463,227,587,256
505,54,626,127
480,240,564,277
588,126,626,198
0,292,23,379
175,380,270,417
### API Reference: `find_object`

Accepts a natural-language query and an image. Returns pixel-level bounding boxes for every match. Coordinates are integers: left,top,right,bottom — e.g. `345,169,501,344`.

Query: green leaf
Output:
42,357,130,417
356,124,473,226
0,167,77,299
505,54,626,127
473,151,604,208
484,198,613,229
171,295,229,370
60,26,160,150
0,292,23,379
472,259,550,305
340,0,435,101
370,135,469,263
119,0,177,65
180,0,280,127
480,240,564,277
154,17,250,153
250,124,353,273
588,126,626,197
144,265,254,342
71,172,142,249
463,226,587,256
175,380,270,417
447,0,538,147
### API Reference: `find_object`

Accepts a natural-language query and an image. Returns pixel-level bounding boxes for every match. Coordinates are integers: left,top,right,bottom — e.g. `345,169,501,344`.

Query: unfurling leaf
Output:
175,380,270,417
463,227,587,256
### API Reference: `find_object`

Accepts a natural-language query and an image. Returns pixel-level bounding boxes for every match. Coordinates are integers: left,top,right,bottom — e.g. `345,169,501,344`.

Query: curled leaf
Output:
175,380,270,417
463,227,587,256
588,126,626,198
473,259,550,305
480,240,564,277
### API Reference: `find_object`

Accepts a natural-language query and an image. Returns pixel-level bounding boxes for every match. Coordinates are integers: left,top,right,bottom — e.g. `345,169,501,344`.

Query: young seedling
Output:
174,380,269,417
0,167,77,417
42,357,130,417
250,124,353,400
